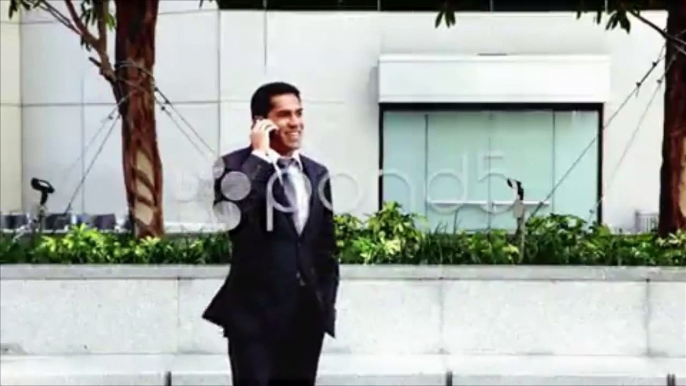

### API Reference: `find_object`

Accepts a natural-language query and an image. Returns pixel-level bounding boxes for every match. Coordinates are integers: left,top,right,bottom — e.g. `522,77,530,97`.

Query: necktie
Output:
276,158,301,233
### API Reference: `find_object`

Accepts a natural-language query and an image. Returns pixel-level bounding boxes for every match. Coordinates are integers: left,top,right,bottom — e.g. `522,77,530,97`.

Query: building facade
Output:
0,0,668,232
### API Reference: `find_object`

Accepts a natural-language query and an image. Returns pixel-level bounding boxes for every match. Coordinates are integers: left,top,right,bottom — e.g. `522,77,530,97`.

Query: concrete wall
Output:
0,0,22,212
12,1,668,230
1,265,684,358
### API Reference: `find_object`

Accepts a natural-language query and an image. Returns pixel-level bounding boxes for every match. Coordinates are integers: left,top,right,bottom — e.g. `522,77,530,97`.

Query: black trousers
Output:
227,288,325,386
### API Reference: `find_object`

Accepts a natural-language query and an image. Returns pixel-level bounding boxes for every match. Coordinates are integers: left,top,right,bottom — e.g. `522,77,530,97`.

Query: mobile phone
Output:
256,116,277,138
255,116,273,130
254,116,278,150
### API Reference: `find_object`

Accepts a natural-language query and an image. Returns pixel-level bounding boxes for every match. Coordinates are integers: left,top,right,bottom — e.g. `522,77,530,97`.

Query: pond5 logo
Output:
212,151,523,232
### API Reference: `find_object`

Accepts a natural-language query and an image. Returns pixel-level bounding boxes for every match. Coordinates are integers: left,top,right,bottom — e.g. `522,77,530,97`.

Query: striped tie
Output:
276,158,301,233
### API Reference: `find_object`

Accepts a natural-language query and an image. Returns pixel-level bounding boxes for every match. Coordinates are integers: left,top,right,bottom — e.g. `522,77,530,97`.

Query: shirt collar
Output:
287,151,303,170
266,149,303,171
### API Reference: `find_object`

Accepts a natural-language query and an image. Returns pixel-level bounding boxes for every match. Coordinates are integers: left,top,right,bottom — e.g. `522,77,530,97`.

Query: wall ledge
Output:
1,264,684,282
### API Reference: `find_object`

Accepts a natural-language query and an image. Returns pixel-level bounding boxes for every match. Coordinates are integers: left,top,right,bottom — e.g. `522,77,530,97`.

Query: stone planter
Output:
1,264,684,385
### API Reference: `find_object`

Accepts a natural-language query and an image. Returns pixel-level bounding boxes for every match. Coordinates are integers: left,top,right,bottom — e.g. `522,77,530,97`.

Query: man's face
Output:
266,93,304,152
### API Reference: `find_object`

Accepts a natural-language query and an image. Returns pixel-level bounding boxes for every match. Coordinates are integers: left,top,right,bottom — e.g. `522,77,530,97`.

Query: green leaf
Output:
1,208,684,266
435,11,444,28
105,12,115,28
618,11,632,33
8,0,38,19
605,12,619,30
446,10,456,27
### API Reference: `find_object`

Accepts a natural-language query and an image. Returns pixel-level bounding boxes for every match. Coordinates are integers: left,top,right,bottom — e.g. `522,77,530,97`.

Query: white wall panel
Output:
155,11,219,103
21,22,86,105
18,0,69,23
264,12,381,104
600,11,667,229
378,54,610,103
156,102,219,225
379,12,609,56
81,105,126,216
296,102,379,217
82,28,117,105
1,0,17,23
219,101,251,154
22,106,83,213
219,11,265,102
1,23,21,105
1,105,23,212
1,6,22,212
158,0,217,14
82,103,220,223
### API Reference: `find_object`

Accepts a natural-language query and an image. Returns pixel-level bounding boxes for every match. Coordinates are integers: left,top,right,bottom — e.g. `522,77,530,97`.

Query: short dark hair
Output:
250,82,301,119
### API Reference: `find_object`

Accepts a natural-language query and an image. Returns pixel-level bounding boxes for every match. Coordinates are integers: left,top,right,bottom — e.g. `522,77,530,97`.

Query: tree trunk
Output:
112,0,164,238
658,2,686,236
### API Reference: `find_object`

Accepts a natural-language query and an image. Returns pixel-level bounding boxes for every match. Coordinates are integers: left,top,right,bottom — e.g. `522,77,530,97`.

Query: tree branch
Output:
94,0,109,51
93,0,115,81
62,0,116,85
36,0,78,34
64,0,98,48
618,2,686,55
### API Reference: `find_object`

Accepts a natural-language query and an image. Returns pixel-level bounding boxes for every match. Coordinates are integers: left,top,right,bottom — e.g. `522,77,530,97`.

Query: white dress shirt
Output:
252,149,309,233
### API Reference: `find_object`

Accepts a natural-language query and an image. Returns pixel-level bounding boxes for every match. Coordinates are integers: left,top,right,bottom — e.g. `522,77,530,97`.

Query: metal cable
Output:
110,73,215,160
156,95,217,159
57,92,135,187
53,66,217,230
586,52,678,223
525,46,667,222
115,61,217,158
62,109,122,216
158,103,215,160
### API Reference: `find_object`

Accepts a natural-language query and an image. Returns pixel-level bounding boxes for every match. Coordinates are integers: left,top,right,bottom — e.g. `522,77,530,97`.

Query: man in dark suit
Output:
203,82,340,386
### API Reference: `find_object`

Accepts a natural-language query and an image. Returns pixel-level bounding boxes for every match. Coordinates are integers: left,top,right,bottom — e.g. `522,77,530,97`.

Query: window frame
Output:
377,102,605,226
215,0,666,12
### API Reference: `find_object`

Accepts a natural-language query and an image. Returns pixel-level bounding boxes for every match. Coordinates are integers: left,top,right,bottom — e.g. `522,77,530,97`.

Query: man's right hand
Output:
250,119,276,154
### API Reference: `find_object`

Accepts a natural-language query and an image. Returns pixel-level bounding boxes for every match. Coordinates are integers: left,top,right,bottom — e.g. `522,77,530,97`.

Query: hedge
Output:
1,202,684,266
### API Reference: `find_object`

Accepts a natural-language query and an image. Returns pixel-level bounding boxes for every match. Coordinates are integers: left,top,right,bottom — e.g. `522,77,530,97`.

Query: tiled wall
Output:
1,0,22,212
8,0,668,230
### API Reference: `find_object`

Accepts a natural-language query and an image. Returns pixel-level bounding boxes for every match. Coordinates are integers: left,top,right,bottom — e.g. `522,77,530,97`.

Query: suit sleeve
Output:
317,172,340,308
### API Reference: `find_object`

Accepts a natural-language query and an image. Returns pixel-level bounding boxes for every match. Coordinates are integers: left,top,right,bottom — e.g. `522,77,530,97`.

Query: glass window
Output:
491,0,579,12
382,112,427,219
214,0,665,11
381,108,600,232
379,0,487,11
215,0,265,10
267,0,377,10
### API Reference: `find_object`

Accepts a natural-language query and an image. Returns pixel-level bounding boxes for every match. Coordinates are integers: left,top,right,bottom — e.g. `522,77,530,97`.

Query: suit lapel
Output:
269,155,320,239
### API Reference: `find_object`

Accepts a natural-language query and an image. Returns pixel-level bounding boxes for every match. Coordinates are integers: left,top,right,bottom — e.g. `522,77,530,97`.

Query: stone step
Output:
0,354,171,385
1,354,684,386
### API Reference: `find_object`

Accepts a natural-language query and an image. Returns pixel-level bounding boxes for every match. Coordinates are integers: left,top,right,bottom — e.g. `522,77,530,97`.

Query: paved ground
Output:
2,353,684,385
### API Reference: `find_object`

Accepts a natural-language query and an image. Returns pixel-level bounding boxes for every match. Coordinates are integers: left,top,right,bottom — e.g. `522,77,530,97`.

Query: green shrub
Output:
337,202,426,264
1,203,684,266
0,224,231,265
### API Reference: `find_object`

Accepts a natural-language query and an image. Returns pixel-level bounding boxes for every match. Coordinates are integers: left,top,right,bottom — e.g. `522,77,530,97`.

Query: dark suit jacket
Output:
202,146,340,341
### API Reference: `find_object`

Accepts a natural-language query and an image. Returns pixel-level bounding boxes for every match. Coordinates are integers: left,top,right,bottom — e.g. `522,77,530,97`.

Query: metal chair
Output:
91,214,117,230
43,213,72,231
0,213,29,231
73,214,92,226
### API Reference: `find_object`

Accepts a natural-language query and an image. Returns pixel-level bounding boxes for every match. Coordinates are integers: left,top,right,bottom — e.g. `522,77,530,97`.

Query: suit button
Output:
296,272,305,286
